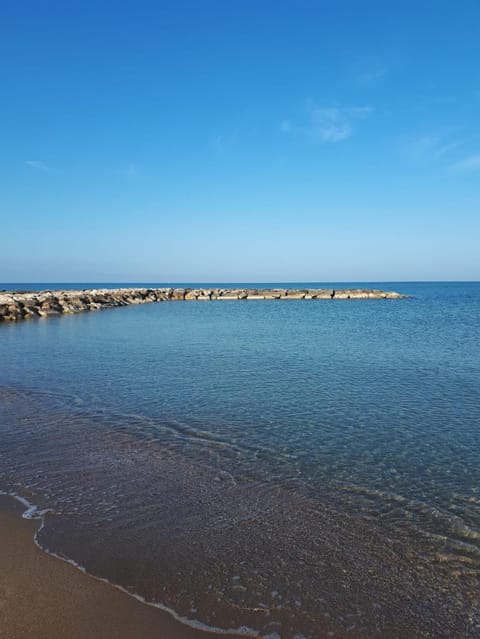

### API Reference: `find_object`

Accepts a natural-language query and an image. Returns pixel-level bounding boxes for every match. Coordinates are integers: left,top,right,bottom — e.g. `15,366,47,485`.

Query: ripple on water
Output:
1,284,480,637
1,386,480,638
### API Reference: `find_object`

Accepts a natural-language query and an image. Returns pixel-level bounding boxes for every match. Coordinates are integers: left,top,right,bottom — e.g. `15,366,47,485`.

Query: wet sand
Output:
0,496,246,639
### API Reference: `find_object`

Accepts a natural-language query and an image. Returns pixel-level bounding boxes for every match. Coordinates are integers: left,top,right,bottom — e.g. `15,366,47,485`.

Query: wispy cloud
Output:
25,160,52,172
405,135,460,160
209,135,225,157
451,153,480,171
281,104,373,144
356,62,388,86
401,132,480,172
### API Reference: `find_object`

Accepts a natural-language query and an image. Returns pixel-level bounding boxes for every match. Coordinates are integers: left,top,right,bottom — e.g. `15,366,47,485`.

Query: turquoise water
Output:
1,282,479,638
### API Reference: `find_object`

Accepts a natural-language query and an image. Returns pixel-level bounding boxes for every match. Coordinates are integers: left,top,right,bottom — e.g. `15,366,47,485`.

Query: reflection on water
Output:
1,282,480,638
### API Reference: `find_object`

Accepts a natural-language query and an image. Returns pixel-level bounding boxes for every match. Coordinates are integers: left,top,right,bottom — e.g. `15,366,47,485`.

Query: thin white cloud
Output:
281,104,373,144
403,133,480,172
356,62,388,86
117,164,139,178
451,153,480,171
209,135,225,157
407,135,460,160
25,160,52,172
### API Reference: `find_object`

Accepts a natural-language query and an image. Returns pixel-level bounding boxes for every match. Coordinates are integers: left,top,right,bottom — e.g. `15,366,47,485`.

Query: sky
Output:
1,0,479,282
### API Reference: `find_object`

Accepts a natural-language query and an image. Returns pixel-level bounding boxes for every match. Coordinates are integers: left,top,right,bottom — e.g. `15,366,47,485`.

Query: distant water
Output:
1,282,479,638
0,280,450,291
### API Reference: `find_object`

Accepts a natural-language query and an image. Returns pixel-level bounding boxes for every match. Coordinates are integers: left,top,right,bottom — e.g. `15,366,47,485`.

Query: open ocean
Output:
1,282,479,638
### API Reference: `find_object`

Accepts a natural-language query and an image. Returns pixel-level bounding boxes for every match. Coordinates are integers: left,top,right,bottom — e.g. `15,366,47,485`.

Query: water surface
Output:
1,282,479,637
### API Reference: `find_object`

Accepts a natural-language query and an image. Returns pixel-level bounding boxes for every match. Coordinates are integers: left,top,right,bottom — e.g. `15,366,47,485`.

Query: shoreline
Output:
0,493,253,639
1,284,478,637
0,286,407,322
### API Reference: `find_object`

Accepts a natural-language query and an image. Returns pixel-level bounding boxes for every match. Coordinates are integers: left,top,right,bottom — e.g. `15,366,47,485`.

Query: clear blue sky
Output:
1,1,479,282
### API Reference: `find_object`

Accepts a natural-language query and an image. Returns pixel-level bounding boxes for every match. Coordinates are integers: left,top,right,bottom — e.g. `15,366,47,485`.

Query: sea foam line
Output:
0,490,259,638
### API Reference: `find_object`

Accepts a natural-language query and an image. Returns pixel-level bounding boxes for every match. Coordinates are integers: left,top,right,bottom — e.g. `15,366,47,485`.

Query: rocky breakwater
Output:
0,287,407,322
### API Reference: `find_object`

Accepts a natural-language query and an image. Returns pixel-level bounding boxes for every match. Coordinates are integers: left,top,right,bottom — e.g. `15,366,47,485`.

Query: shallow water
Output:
1,282,479,637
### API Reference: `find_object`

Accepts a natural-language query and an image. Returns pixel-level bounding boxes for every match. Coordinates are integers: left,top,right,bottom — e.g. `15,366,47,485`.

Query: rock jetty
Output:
0,287,407,323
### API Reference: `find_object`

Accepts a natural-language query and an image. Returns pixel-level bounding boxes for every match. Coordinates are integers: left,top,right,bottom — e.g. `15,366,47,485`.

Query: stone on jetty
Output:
0,287,407,323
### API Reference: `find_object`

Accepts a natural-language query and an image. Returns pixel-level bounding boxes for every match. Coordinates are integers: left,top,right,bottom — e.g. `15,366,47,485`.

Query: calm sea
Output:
1,282,479,638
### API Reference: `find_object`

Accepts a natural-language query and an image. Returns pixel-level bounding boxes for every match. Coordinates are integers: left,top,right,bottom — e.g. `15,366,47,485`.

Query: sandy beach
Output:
0,495,243,639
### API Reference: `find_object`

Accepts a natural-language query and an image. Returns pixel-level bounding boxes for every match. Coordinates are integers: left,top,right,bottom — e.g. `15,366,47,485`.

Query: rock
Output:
173,288,186,300
0,287,407,322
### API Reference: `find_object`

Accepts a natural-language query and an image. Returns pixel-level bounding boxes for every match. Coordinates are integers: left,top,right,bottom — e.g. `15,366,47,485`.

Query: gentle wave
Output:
0,491,259,637
2,283,480,637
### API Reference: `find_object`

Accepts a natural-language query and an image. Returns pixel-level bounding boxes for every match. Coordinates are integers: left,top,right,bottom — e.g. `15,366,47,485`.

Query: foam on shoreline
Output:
0,490,258,638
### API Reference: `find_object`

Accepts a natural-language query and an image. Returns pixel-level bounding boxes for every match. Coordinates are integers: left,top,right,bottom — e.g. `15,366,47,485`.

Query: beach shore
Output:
0,495,245,639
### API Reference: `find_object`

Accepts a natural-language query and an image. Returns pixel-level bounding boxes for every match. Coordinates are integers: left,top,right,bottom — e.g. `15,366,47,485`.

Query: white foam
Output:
0,490,259,637
0,490,52,519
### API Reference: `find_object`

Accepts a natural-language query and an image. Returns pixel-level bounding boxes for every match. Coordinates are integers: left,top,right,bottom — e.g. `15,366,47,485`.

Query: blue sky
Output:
1,1,479,282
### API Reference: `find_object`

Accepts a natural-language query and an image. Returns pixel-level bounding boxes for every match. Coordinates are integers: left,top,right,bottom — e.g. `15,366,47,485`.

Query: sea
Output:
1,282,479,638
